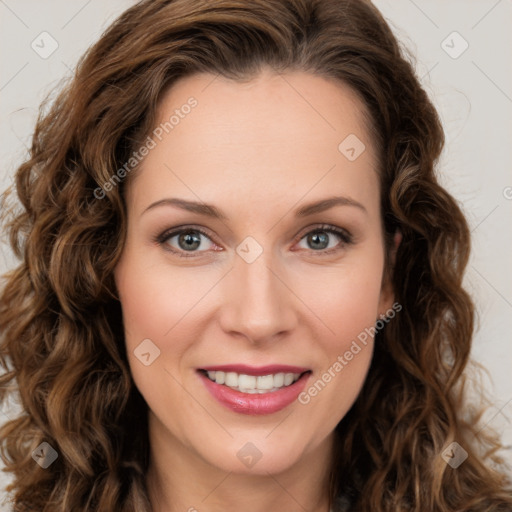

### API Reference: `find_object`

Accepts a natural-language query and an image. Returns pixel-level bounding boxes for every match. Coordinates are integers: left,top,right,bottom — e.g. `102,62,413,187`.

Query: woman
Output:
1,0,511,510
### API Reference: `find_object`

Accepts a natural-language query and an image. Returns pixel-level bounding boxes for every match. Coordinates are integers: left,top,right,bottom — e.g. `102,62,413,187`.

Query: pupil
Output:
179,231,201,251
309,232,328,250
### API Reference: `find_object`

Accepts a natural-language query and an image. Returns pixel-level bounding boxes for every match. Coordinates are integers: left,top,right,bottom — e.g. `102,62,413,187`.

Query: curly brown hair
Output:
1,0,511,510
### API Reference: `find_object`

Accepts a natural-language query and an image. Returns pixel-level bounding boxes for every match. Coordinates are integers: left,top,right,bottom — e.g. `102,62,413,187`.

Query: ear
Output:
377,229,402,317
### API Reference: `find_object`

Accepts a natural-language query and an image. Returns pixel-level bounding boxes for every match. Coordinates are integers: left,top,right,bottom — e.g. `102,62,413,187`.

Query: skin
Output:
114,67,397,512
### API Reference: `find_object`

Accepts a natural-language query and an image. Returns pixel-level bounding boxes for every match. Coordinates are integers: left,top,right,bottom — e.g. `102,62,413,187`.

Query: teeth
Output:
238,374,256,390
225,372,238,387
273,373,284,387
284,373,295,386
205,370,302,393
256,375,274,390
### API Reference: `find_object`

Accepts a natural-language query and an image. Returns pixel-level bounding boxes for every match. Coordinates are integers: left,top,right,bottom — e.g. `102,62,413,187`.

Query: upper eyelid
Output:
158,225,216,243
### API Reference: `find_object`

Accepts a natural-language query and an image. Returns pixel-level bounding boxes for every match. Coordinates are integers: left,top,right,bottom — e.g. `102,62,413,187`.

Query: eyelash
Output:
154,224,354,259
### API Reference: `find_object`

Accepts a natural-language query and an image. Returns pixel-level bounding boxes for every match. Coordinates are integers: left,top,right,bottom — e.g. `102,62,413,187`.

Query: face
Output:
114,68,395,477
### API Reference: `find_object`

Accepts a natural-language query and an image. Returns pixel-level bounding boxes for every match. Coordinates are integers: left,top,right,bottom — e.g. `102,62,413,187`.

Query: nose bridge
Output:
219,245,295,342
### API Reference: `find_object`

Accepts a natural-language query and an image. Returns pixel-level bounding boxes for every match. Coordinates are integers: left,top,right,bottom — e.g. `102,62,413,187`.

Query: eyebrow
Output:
141,195,367,219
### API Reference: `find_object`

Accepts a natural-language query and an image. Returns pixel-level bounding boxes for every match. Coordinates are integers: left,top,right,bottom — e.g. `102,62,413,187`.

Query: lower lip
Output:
198,371,311,415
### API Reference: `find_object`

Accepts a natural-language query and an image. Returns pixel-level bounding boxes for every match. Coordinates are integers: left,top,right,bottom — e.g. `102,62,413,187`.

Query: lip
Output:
199,364,310,376
198,368,311,415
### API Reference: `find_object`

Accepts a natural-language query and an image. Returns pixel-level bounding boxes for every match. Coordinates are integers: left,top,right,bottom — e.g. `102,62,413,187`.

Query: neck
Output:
146,415,334,512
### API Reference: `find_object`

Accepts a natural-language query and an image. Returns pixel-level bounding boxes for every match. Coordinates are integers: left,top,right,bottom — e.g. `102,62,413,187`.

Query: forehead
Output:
155,68,375,158
127,69,380,217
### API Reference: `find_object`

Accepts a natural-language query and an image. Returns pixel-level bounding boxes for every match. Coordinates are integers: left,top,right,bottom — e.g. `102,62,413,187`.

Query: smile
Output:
197,365,312,415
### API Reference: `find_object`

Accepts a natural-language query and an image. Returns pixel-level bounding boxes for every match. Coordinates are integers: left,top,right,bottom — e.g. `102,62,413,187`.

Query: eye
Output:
155,223,353,259
155,227,217,257
295,224,353,254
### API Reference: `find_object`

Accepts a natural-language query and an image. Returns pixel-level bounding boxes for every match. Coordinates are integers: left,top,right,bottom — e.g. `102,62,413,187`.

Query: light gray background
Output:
1,0,511,508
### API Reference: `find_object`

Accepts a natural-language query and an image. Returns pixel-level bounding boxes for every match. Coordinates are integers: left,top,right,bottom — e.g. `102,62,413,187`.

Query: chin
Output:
196,430,317,476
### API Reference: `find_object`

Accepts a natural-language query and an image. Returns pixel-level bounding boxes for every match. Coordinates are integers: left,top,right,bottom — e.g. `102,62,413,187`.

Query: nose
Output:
218,248,297,345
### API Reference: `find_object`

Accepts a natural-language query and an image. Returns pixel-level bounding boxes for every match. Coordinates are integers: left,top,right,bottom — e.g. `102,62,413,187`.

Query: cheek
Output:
293,249,384,416
298,253,385,348
114,251,187,384
115,250,213,346
114,250,225,406
296,292,379,431
114,256,201,427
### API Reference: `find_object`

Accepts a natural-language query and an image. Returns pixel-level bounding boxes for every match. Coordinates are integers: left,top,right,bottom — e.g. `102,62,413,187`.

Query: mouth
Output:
197,365,312,415
198,368,309,394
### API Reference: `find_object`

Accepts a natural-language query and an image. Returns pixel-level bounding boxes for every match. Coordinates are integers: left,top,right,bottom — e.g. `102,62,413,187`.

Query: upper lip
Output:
199,364,311,376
